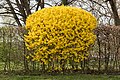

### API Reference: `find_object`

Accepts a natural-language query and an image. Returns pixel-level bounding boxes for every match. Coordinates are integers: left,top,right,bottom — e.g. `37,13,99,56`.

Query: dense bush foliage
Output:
24,6,97,71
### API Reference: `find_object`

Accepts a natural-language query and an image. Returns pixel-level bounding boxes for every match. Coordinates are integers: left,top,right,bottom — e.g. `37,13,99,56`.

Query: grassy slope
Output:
0,74,120,80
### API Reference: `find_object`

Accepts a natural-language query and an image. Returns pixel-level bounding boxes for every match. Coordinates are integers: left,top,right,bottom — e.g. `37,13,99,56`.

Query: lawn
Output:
0,74,120,80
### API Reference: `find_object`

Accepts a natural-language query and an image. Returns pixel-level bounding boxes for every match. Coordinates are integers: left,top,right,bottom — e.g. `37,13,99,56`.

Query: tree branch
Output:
5,0,22,26
108,0,120,26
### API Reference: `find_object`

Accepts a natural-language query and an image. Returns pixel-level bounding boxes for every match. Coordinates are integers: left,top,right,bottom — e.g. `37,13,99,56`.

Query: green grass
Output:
0,74,120,80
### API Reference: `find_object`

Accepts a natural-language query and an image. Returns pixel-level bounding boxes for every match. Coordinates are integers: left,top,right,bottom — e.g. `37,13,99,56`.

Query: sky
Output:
0,17,3,27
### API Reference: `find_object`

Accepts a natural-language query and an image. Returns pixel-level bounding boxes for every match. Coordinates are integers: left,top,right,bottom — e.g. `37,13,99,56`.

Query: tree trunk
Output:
109,0,120,26
23,42,29,71
62,0,68,5
97,34,101,72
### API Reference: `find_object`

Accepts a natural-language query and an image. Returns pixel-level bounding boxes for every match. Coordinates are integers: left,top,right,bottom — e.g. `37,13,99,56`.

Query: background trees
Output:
0,0,119,26
0,0,120,74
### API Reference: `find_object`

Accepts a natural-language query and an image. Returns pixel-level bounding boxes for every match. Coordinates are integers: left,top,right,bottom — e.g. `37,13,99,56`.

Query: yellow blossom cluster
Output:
24,6,97,71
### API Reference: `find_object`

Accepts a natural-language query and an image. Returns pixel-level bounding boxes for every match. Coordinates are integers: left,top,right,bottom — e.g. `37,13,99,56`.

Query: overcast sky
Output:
0,17,2,26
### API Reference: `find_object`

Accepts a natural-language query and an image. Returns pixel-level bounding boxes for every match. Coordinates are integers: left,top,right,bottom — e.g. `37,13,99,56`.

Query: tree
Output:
89,0,120,26
51,0,120,26
108,0,120,26
0,0,51,26
0,0,120,26
86,0,120,26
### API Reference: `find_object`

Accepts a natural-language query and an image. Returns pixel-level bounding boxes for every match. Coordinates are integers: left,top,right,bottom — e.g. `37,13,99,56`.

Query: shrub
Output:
24,6,97,71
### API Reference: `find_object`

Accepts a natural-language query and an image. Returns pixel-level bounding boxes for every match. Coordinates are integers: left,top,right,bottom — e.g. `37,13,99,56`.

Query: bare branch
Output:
5,0,22,26
0,22,18,26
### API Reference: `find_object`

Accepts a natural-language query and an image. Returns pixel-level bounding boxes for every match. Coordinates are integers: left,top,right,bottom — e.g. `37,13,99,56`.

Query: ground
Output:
0,74,120,80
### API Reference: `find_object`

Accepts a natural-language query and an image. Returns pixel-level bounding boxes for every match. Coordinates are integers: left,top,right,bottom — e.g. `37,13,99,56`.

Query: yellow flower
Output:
24,6,97,71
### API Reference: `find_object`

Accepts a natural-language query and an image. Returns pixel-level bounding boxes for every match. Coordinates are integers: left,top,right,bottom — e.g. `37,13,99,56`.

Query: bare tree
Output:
88,0,120,26
0,0,53,27
0,0,120,26
52,0,120,26
108,0,120,26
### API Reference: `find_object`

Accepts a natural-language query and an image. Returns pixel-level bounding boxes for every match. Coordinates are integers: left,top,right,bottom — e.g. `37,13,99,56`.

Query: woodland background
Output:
0,0,120,75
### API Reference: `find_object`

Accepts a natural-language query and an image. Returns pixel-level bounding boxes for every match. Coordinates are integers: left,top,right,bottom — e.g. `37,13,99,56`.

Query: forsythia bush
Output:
24,6,97,71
